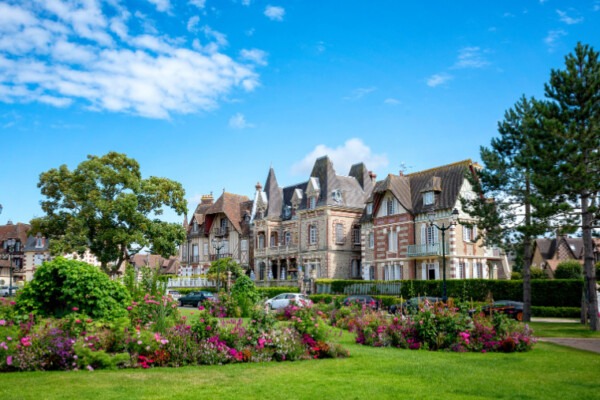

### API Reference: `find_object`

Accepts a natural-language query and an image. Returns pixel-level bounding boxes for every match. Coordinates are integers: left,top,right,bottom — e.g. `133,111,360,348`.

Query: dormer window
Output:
192,221,198,232
309,196,317,210
386,198,395,216
366,203,373,215
423,191,434,205
35,235,43,248
332,189,342,204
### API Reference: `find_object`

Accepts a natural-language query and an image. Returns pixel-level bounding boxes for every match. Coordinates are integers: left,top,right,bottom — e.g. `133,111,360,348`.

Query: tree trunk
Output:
581,192,599,331
522,175,533,322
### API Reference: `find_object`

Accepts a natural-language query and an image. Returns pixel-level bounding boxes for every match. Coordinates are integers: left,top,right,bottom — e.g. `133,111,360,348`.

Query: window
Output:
422,224,438,245
309,196,317,209
221,219,227,229
457,262,466,279
270,234,278,247
366,203,373,215
192,221,198,232
476,262,484,278
369,232,374,249
464,226,477,242
35,236,43,248
284,231,291,245
353,226,361,245
351,259,360,277
203,243,208,255
387,198,395,215
335,223,344,244
423,191,434,205
241,239,248,251
332,189,342,203
388,230,398,252
192,244,199,262
309,225,317,245
258,234,265,249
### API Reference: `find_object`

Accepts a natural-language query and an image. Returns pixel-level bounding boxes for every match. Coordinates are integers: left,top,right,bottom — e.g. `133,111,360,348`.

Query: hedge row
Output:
256,286,299,298
316,279,583,307
531,306,581,319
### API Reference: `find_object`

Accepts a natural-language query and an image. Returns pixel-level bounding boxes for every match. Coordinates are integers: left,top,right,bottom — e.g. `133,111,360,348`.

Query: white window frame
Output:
387,198,395,216
335,223,344,244
203,243,208,256
309,197,317,209
366,203,373,215
388,230,398,252
369,232,374,249
423,191,434,205
309,225,317,245
284,231,291,245
241,239,248,251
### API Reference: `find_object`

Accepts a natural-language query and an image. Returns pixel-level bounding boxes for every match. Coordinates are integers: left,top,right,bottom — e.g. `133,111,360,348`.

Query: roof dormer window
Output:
366,203,373,215
423,191,434,206
309,196,317,210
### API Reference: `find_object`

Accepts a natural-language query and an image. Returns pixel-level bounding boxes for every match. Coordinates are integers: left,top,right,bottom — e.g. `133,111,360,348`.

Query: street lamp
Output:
3,238,16,297
428,208,459,302
212,238,228,293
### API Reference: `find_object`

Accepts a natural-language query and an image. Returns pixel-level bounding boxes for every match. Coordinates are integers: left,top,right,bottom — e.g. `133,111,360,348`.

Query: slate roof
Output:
0,222,31,268
206,192,250,234
23,235,50,252
255,156,374,221
129,254,180,274
369,160,473,217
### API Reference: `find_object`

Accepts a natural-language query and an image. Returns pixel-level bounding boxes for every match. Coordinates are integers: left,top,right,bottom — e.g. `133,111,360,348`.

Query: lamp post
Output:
428,208,459,302
4,238,16,297
212,238,228,293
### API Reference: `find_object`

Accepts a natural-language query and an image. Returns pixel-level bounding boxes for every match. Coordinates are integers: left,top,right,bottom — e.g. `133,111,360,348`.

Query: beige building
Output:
179,192,253,276
251,156,374,282
361,160,510,282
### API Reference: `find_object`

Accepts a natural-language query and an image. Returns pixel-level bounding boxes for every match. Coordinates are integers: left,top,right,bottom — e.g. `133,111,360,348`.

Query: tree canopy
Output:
31,152,187,273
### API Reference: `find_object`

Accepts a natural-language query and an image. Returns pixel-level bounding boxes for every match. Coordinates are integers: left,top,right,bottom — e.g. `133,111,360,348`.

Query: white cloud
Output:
189,0,206,9
264,6,285,21
147,0,171,13
187,16,200,32
343,87,376,101
239,48,268,66
229,113,254,129
384,98,400,105
0,2,262,119
453,47,489,69
291,138,389,176
544,29,567,51
556,9,584,24
426,73,453,87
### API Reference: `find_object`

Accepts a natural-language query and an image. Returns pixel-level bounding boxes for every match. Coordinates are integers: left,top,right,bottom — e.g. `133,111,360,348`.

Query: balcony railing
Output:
406,243,443,257
213,227,229,237
209,253,233,261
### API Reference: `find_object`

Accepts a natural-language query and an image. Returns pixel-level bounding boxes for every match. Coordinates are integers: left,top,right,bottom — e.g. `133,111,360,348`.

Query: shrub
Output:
16,258,130,320
231,275,261,317
531,306,581,318
530,267,548,279
257,287,299,298
554,260,583,279
511,271,522,280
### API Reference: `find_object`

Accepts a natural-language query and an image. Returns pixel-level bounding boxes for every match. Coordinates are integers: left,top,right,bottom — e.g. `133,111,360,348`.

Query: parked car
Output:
388,296,444,315
178,291,215,307
0,286,20,297
167,290,181,300
473,300,524,321
265,293,312,310
342,295,379,310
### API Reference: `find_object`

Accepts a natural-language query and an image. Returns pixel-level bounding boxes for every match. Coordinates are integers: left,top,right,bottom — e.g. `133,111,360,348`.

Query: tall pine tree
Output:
535,43,600,330
462,96,556,322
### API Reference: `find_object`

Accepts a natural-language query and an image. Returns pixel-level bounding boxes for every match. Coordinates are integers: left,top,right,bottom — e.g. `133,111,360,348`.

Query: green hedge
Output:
316,279,583,307
531,306,581,318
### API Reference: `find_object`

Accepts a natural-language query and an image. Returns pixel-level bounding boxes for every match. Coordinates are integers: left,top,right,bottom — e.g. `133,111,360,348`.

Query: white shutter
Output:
421,262,427,280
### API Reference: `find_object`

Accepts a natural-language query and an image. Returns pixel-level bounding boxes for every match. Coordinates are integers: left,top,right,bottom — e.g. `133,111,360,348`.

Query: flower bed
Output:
0,297,348,372
343,300,535,352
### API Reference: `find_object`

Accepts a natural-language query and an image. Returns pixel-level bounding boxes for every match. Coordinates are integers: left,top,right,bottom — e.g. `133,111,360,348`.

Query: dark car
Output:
178,291,215,307
476,300,524,321
342,295,379,310
388,296,444,315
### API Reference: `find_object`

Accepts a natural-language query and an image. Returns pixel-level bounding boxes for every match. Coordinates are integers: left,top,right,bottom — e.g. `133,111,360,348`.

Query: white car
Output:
265,293,312,310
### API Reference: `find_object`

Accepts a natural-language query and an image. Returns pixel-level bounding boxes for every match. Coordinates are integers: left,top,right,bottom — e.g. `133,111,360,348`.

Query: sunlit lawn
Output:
0,320,599,400
528,321,600,338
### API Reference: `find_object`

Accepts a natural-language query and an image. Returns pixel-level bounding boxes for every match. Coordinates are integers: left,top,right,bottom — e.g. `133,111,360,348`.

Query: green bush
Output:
17,257,130,320
530,267,548,279
231,275,261,317
595,262,600,280
511,271,522,280
531,306,581,318
554,260,583,279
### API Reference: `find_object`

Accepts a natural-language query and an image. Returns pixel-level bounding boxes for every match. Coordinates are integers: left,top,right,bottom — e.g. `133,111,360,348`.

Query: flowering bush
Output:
351,301,536,353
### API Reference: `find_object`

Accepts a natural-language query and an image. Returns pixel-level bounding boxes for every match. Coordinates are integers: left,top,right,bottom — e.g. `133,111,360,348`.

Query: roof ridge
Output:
405,159,472,177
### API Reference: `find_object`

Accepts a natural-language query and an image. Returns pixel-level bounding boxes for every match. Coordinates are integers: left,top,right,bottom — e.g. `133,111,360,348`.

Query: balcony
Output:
406,243,443,258
209,253,233,261
213,227,229,237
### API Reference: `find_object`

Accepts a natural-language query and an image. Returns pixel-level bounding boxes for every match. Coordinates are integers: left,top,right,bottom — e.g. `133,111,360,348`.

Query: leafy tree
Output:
554,260,583,279
534,43,600,330
17,257,130,320
31,152,187,274
462,96,556,321
207,258,244,291
231,275,261,317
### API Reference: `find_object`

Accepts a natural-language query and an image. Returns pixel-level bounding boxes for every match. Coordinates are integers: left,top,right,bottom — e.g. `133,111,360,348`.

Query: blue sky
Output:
0,0,599,225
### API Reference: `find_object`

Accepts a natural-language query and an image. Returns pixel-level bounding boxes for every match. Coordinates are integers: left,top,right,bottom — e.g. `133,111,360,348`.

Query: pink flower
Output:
137,340,143,345
127,306,132,311
6,356,12,366
87,365,94,371
0,320,6,326
75,319,82,324
0,342,7,350
72,307,79,311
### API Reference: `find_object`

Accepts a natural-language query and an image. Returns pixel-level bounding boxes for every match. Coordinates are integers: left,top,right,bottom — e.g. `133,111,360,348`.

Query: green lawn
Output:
0,326,598,400
528,322,600,338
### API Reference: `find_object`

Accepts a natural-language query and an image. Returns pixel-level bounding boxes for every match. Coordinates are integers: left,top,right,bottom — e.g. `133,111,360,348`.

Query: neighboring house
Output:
251,156,374,281
22,233,51,281
361,160,510,281
0,221,30,286
129,253,180,275
179,192,253,276
531,235,600,277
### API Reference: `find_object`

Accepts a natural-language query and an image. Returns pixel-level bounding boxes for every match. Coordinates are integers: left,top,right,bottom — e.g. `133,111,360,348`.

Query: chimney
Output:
368,171,377,181
201,194,214,205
